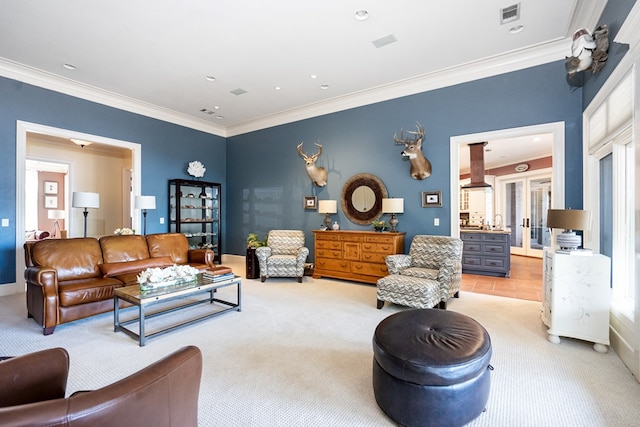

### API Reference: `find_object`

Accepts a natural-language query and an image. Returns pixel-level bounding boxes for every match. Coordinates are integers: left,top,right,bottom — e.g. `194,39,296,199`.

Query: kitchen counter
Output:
460,230,511,277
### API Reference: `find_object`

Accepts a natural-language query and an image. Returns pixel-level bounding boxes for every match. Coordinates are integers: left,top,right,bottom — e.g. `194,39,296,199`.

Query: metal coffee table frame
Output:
114,274,241,346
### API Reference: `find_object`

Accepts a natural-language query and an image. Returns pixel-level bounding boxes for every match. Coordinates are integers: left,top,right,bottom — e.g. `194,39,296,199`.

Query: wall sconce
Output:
382,198,404,232
70,138,93,148
318,200,337,229
72,192,99,238
546,209,591,252
135,195,156,235
47,209,65,238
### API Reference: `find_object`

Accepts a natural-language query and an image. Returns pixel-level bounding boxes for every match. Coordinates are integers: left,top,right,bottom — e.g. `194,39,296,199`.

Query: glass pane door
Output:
500,172,551,258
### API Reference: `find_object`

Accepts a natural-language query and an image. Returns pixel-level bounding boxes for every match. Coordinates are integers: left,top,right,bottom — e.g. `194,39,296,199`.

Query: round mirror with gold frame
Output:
341,173,388,225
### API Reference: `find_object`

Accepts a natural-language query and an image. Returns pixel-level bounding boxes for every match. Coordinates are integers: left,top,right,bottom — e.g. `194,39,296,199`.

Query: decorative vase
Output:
332,221,340,230
374,226,384,232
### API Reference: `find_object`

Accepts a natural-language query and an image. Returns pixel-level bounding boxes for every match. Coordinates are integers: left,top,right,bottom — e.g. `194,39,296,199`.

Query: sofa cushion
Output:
99,256,174,278
99,235,151,263
31,238,103,281
58,277,124,307
146,233,190,264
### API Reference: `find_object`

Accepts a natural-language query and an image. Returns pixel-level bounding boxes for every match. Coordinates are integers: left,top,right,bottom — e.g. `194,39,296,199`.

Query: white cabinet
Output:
541,248,611,352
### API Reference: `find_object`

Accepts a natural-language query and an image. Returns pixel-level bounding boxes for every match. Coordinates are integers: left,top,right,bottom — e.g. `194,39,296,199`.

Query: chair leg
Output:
438,300,447,310
260,276,266,282
297,277,302,283
377,299,384,309
454,291,460,298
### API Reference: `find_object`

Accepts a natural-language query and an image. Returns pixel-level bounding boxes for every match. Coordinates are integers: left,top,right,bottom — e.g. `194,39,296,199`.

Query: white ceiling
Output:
1,0,606,139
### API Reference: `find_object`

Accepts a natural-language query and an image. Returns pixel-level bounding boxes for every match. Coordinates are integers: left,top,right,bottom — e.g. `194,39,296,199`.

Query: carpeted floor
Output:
2,255,639,426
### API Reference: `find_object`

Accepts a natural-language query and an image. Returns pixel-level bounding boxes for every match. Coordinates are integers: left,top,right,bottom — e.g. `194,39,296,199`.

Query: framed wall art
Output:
45,196,58,209
304,196,317,210
421,191,442,207
44,181,58,194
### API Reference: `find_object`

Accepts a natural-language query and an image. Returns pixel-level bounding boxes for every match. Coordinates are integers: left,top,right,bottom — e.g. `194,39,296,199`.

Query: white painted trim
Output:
450,122,565,238
15,121,142,296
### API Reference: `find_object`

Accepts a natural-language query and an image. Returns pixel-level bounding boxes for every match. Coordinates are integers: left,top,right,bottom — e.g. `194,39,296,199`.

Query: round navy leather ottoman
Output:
372,309,492,427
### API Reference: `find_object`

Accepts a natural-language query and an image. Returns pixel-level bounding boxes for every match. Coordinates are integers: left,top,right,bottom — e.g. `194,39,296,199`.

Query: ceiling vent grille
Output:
500,3,520,24
230,88,247,96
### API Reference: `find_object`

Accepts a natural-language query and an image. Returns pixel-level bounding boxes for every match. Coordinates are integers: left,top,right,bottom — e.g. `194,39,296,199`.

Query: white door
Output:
496,170,552,258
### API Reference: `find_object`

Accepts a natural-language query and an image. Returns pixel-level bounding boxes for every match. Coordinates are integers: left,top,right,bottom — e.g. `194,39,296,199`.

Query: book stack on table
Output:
203,266,235,282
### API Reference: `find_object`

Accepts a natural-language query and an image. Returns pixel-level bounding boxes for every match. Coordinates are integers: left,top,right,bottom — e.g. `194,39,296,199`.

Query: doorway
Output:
13,121,142,295
495,170,552,258
450,122,565,244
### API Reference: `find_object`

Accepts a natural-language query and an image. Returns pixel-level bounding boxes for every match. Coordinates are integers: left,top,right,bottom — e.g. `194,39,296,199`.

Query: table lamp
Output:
546,209,591,251
72,191,100,238
318,200,337,229
135,195,156,235
47,209,65,238
382,198,404,232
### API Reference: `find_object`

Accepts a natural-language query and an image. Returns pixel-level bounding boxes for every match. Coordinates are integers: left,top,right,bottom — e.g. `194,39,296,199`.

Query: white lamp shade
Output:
72,192,100,209
382,198,404,214
47,209,65,220
135,195,156,210
318,200,337,214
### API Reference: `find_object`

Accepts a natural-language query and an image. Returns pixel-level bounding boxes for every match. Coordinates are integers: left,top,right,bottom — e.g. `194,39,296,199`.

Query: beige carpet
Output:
2,255,640,426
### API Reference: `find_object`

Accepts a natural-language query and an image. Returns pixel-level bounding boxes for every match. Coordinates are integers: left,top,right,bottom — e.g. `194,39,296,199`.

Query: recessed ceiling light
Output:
310,74,317,79
354,10,369,21
200,108,214,115
274,86,281,91
205,76,216,82
62,63,76,70
216,115,224,120
509,25,524,34
214,106,220,110
320,84,330,90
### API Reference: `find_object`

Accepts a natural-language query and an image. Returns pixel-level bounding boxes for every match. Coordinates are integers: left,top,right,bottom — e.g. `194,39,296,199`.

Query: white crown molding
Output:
2,39,570,139
225,39,571,137
567,0,608,36
615,1,640,50
0,59,228,138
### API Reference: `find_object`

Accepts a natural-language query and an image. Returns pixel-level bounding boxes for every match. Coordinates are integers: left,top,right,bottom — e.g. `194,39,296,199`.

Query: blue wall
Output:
226,60,584,258
0,77,227,285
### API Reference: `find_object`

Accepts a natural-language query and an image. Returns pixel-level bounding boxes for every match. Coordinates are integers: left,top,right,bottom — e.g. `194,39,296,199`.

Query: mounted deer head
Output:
394,123,432,180
297,142,328,187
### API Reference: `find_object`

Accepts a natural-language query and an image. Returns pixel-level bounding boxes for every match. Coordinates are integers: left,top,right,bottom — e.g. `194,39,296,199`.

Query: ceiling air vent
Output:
230,88,247,96
500,3,520,25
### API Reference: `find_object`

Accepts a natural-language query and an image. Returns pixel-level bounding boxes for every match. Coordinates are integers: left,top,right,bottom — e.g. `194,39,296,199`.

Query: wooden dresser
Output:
312,230,405,284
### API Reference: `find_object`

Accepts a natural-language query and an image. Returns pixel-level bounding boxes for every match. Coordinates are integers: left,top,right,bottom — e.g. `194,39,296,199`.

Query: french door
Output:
496,170,552,258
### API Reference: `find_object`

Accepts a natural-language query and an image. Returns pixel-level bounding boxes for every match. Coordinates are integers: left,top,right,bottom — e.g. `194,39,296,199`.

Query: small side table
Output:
246,248,259,279
541,248,611,352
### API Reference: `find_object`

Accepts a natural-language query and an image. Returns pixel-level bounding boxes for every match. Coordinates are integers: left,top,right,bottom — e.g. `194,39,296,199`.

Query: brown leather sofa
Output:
0,345,202,427
25,233,216,335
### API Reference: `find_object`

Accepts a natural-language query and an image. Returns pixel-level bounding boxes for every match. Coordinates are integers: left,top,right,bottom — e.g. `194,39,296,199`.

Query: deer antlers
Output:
297,142,322,161
394,123,425,145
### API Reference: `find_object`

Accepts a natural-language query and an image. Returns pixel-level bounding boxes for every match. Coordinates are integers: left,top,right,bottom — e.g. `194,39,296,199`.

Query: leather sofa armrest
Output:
188,248,215,268
0,347,69,407
385,254,411,274
24,266,60,334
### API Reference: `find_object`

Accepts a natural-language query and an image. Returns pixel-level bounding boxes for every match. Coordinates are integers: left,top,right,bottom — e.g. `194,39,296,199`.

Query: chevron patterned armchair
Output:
384,235,463,305
255,230,309,283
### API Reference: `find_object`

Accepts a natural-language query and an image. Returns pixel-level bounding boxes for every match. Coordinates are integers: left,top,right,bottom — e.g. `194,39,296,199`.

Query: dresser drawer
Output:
315,233,341,241
315,258,351,273
341,234,364,242
361,242,396,253
316,249,342,259
352,261,389,277
364,235,395,244
462,256,482,267
360,252,387,264
483,258,506,269
316,240,342,250
462,242,482,253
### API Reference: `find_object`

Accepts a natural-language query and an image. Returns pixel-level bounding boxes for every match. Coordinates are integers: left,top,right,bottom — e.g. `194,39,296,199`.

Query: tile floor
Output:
461,255,543,302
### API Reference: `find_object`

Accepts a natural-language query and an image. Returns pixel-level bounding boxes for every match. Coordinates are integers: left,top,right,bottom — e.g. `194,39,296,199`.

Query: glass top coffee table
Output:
114,273,241,346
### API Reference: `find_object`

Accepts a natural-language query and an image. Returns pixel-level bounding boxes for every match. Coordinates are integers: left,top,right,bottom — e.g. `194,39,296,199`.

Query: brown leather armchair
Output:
0,345,202,427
